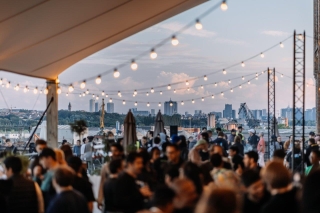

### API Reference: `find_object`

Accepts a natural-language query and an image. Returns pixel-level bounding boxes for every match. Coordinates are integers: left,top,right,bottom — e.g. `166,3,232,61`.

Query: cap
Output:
216,127,222,131
309,131,315,136
248,129,255,134
195,139,207,147
231,129,236,132
171,135,180,144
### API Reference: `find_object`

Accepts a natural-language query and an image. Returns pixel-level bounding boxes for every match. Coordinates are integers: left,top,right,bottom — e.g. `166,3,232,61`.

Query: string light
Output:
79,94,82,97
241,61,245,67
248,81,251,84
109,98,113,103
133,94,135,97
151,88,154,93
281,74,283,78
150,49,157,59
95,76,101,84
195,19,202,30
123,100,126,105
6,82,10,88
260,52,264,58
40,90,42,94
131,60,138,71
96,96,99,100
174,89,176,93
202,97,204,101
34,87,38,94
171,36,179,46
255,73,258,77
113,68,120,78
239,85,242,89
0,78,2,85
118,91,121,97
160,91,163,95
57,87,61,94
15,84,20,91
24,86,28,93
66,93,68,96
134,90,137,95
215,83,217,87
186,80,189,86
280,42,284,48
242,76,245,80
93,94,95,98
158,102,161,107
221,92,224,96
204,75,208,81
230,88,233,92
220,0,228,11
44,88,48,95
228,80,231,83
187,87,190,91
86,89,89,94
147,102,150,107
167,84,171,90
68,85,74,92
146,92,149,96
170,102,173,106
201,85,204,89
102,91,105,96
135,102,137,106
56,77,60,84
192,99,195,104
298,34,304,40
212,95,215,99
83,92,86,97
256,76,258,80
106,94,108,97
223,69,227,74
80,81,86,89
181,101,184,105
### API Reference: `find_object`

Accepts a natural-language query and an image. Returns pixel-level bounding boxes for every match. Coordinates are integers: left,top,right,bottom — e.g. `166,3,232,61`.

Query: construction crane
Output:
238,103,260,128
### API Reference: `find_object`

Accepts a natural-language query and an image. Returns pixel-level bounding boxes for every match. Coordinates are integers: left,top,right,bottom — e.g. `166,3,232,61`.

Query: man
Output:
147,130,154,147
286,142,303,172
171,135,181,145
0,156,44,213
83,136,94,173
67,156,95,212
237,126,245,141
207,130,213,143
241,170,270,213
140,136,149,149
73,140,81,157
260,161,299,213
35,139,47,153
305,138,319,166
5,139,17,155
229,145,243,171
46,167,89,213
257,132,265,167
114,152,152,213
188,139,208,165
228,129,237,146
80,138,86,160
305,150,320,176
243,151,261,172
39,148,59,209
210,145,232,169
166,144,184,169
148,137,162,152
188,136,197,150
61,139,68,146
138,186,176,213
247,129,259,151
212,132,229,154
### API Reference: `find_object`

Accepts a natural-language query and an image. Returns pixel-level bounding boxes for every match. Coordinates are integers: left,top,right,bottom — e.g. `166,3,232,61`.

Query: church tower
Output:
68,102,71,111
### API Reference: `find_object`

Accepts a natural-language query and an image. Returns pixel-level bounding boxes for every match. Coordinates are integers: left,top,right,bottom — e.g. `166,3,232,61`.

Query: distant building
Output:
262,109,267,116
164,99,178,116
89,99,95,112
223,104,232,119
207,113,216,128
68,102,71,111
132,110,149,116
195,110,202,115
232,110,236,119
210,111,222,119
95,102,99,112
305,107,316,121
151,109,155,116
107,103,114,113
251,110,262,119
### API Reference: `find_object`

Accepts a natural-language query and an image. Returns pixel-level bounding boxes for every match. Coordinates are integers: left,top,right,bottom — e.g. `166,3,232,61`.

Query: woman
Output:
233,136,244,157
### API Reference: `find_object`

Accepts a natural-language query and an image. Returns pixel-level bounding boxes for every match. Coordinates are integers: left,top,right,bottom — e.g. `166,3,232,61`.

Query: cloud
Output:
213,37,246,45
261,30,290,37
159,22,216,38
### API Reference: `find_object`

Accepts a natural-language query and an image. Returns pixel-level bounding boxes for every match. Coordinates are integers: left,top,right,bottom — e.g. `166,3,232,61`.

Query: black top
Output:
305,144,319,166
232,154,243,171
212,138,229,153
72,176,95,202
199,150,209,161
47,190,89,213
233,142,244,157
248,135,260,149
103,177,119,212
243,191,270,213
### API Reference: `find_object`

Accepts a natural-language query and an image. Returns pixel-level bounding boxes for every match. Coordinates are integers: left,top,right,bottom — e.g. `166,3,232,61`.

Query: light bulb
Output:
57,87,61,94
204,75,208,81
66,93,68,96
239,85,242,89
44,88,48,95
123,100,126,105
147,102,150,107
150,49,157,59
281,74,283,78
86,89,89,94
260,53,264,58
221,0,228,11
241,61,245,67
0,78,2,85
242,76,244,80
186,80,189,86
174,89,176,93
228,80,231,83
109,98,112,103
223,69,227,74
160,91,163,95
181,101,184,105
231,88,233,92
79,94,82,97
6,82,10,88
170,102,173,106
158,102,161,107
256,76,258,80
56,77,60,84
102,91,105,96
215,83,217,87
298,34,303,40
24,87,28,93
135,102,137,106
93,94,95,98
256,73,258,77
68,85,74,92
146,92,149,96
105,94,108,97
134,90,137,95
96,96,99,100
171,36,179,46
195,19,202,30
131,60,138,71
151,88,154,93
113,68,120,78
201,85,203,89
187,87,190,91
16,84,19,91
307,84,309,87
248,81,251,84
118,91,121,97
83,93,86,97
192,100,195,104
80,81,86,89
212,95,215,99
34,87,38,94
280,42,284,48
167,85,171,90
221,92,224,96
40,90,42,94
202,97,204,101
133,93,135,97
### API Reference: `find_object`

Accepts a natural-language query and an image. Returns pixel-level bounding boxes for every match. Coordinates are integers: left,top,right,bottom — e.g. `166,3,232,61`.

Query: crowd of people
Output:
0,128,320,213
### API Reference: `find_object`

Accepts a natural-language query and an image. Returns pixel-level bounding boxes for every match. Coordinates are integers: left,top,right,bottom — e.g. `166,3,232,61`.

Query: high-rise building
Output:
89,99,95,112
223,104,232,118
195,110,202,115
232,110,236,119
262,109,267,116
151,109,155,116
207,113,216,128
210,111,222,119
164,99,178,116
95,102,99,112
305,108,316,121
68,102,71,111
107,103,114,113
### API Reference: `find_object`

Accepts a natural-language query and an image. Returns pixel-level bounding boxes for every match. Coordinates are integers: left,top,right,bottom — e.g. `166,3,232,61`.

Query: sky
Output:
0,0,314,117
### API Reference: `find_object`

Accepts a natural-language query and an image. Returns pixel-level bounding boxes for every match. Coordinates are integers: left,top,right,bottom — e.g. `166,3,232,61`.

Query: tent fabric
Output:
123,109,138,152
0,0,207,79
154,110,165,140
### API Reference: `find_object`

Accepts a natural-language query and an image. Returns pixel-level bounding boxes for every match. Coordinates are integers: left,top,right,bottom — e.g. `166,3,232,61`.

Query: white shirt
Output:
80,144,86,155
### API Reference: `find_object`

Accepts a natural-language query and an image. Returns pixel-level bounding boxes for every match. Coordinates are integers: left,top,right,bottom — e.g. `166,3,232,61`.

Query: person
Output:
215,127,222,137
305,138,319,166
181,162,203,196
209,145,232,170
269,135,282,159
188,136,197,150
138,186,176,213
283,135,293,152
188,139,208,165
272,149,286,161
5,139,17,155
241,169,270,213
302,170,320,213
150,147,161,165
46,167,90,213
164,166,180,186
285,141,303,172
54,148,67,165
171,135,180,144
103,159,124,212
0,156,44,213
80,138,86,160
60,144,73,160
207,130,213,143
256,132,265,167
147,130,154,147
148,137,162,153
305,149,320,176
200,132,209,144
73,140,81,157
39,148,59,209
178,135,189,161
212,132,229,154
114,152,152,213
276,136,284,150
233,136,244,156
228,145,243,171
228,129,237,146
237,125,245,141
67,156,95,212
260,161,300,213
165,144,184,169
83,136,94,173
243,151,261,172
247,129,259,151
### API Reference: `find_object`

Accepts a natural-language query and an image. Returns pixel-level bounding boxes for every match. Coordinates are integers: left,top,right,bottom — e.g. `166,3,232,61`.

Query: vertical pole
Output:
302,31,306,173
46,80,58,148
267,67,270,160
292,31,296,170
273,68,276,138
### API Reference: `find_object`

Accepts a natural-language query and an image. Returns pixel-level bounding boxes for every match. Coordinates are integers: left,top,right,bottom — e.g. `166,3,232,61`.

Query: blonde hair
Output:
54,149,66,165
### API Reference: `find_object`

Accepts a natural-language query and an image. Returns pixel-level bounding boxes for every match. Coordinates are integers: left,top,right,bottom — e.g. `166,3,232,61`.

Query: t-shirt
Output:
72,176,95,202
104,178,119,211
80,144,86,155
46,190,89,213
257,138,265,153
243,191,270,213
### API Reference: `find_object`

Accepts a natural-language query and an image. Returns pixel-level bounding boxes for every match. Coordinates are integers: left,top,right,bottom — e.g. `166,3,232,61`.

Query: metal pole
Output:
292,30,296,170
302,31,306,173
267,67,270,160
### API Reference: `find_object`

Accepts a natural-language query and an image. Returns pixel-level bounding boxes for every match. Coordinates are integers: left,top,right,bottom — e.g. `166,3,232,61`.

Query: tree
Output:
69,120,87,143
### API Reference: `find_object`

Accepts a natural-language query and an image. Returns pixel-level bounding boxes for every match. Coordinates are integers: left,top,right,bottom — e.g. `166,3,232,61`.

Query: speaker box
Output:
170,125,178,137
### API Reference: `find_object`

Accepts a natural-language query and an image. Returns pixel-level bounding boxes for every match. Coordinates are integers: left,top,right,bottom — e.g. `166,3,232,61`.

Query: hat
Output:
171,135,180,144
231,129,236,132
248,129,255,134
195,139,207,147
238,126,243,129
309,131,315,136
216,127,222,131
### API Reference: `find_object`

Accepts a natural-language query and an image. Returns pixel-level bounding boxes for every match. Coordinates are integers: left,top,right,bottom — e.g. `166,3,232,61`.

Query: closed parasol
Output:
123,109,138,152
154,110,165,140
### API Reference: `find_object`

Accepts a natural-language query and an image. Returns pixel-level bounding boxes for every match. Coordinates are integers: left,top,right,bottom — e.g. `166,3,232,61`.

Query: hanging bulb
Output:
134,90,137,95
109,98,113,103
239,85,242,89
212,95,215,99
34,87,38,94
256,76,258,80
220,0,228,11
44,88,48,95
260,52,264,58
167,84,171,90
241,61,245,67
113,68,120,78
242,76,245,80
202,97,204,101
221,92,224,96
40,90,42,94
223,69,227,74
80,81,86,89
102,91,105,96
16,84,19,91
170,102,173,106
160,91,163,95
158,102,161,107
147,102,150,107
186,80,189,86
118,91,121,97
57,87,61,94
248,81,251,84
201,85,203,89
105,94,108,97
133,94,135,97
68,85,74,92
281,74,283,78
93,94,95,98
56,77,60,84
135,102,137,106
215,83,217,87
195,19,202,30
187,87,190,91
96,96,99,100
192,99,195,104
6,81,10,88
66,93,68,96
150,49,157,59
280,42,284,48
131,60,138,71
230,88,233,92
0,78,2,85
79,94,82,97
174,89,176,93
83,92,86,97
24,86,28,93
123,100,126,105
181,101,184,105
146,92,149,96
151,88,154,93
86,89,89,94
298,34,304,40
171,36,179,46
228,80,231,84
204,75,208,81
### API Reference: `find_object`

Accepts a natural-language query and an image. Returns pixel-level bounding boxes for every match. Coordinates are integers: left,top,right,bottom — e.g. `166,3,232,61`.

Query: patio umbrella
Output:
154,110,165,140
123,109,138,152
